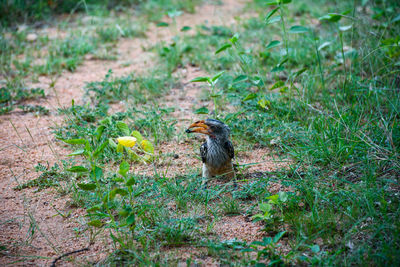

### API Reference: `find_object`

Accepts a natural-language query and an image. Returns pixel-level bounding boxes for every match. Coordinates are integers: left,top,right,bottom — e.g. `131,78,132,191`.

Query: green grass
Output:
4,0,400,265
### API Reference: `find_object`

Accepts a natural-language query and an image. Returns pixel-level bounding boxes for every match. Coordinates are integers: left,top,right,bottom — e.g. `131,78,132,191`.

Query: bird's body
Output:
186,119,235,180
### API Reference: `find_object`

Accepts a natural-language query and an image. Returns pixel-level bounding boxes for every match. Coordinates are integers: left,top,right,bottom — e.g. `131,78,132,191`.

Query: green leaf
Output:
250,76,264,87
190,76,210,83
318,41,331,51
94,125,105,141
88,220,103,227
93,140,109,158
90,166,103,180
108,138,117,148
319,13,342,22
273,231,286,243
181,26,191,31
392,14,400,23
119,161,130,177
67,166,89,173
288,25,309,34
278,191,288,202
269,81,285,90
87,205,102,212
265,7,280,22
233,75,248,83
116,143,124,153
339,24,352,31
77,183,97,191
131,130,143,143
194,107,209,114
126,213,135,225
266,40,281,49
267,194,279,204
109,188,129,200
116,121,130,136
265,0,291,5
311,244,320,253
126,176,136,186
266,15,281,25
258,99,270,109
211,71,225,82
141,140,154,154
63,138,87,145
293,67,307,78
259,202,272,212
215,43,232,54
242,93,257,102
229,33,239,44
68,149,85,156
156,22,169,27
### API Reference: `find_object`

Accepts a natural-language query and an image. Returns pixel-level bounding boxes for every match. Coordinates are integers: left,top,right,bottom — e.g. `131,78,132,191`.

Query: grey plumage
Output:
186,119,235,180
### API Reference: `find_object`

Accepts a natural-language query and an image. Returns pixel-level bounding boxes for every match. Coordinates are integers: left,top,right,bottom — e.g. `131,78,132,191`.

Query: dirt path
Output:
0,1,262,265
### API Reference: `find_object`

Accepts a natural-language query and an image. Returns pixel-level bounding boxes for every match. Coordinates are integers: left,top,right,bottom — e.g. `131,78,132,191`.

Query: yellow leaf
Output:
117,136,137,148
141,140,154,154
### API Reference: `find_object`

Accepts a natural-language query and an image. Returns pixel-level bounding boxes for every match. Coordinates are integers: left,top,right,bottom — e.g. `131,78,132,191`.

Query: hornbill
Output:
186,119,235,180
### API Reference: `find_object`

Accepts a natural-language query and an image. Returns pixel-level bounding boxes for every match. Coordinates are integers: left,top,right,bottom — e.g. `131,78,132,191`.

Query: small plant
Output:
252,192,288,224
190,71,225,117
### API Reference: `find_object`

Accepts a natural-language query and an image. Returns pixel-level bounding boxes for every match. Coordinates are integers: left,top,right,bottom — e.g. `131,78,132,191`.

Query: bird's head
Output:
186,119,230,140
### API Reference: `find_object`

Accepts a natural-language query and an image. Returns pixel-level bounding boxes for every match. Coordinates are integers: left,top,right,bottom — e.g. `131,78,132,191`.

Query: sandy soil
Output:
0,0,290,265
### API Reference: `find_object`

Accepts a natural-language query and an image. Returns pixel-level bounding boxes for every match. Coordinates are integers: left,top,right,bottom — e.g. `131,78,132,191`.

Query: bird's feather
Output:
200,142,207,163
224,140,234,159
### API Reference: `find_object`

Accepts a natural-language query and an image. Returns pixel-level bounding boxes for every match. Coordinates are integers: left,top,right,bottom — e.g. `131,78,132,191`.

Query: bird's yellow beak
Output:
186,120,210,135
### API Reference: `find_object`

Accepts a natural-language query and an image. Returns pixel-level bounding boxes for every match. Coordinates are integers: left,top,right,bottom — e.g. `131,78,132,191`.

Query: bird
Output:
186,119,235,182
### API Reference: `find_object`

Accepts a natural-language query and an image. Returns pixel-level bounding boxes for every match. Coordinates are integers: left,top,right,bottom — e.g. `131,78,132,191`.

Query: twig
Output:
50,246,90,267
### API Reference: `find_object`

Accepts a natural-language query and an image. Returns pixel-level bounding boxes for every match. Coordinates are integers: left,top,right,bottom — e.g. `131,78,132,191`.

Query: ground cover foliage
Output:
2,0,399,265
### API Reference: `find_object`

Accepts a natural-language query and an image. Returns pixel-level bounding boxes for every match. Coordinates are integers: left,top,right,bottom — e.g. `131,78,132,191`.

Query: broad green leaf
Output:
265,0,291,5
242,93,257,102
90,166,103,180
267,194,279,204
67,166,89,173
319,13,342,22
266,15,281,25
194,107,209,114
77,183,96,191
258,99,270,109
278,191,288,202
68,149,85,156
109,188,129,200
87,204,102,212
93,140,109,158
94,125,105,141
392,14,400,23
273,231,286,243
141,140,154,154
215,43,232,54
156,22,169,27
288,25,309,34
181,26,191,31
119,161,130,177
126,213,135,225
311,244,320,253
233,75,248,83
269,81,285,90
167,10,182,18
211,71,225,82
265,7,279,22
229,33,239,44
318,41,331,51
116,121,130,136
339,24,352,31
190,76,210,83
250,76,264,87
127,149,140,161
88,220,103,227
116,143,124,153
293,67,307,78
266,40,281,49
126,176,136,186
109,138,117,148
63,138,87,145
117,136,137,148
130,130,143,143
259,202,272,212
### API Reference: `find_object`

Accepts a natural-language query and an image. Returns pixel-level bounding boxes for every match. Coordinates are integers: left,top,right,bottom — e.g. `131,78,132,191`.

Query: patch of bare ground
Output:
0,0,291,265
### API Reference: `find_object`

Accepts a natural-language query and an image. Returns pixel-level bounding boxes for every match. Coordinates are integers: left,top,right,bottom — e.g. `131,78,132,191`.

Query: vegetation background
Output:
0,0,399,266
